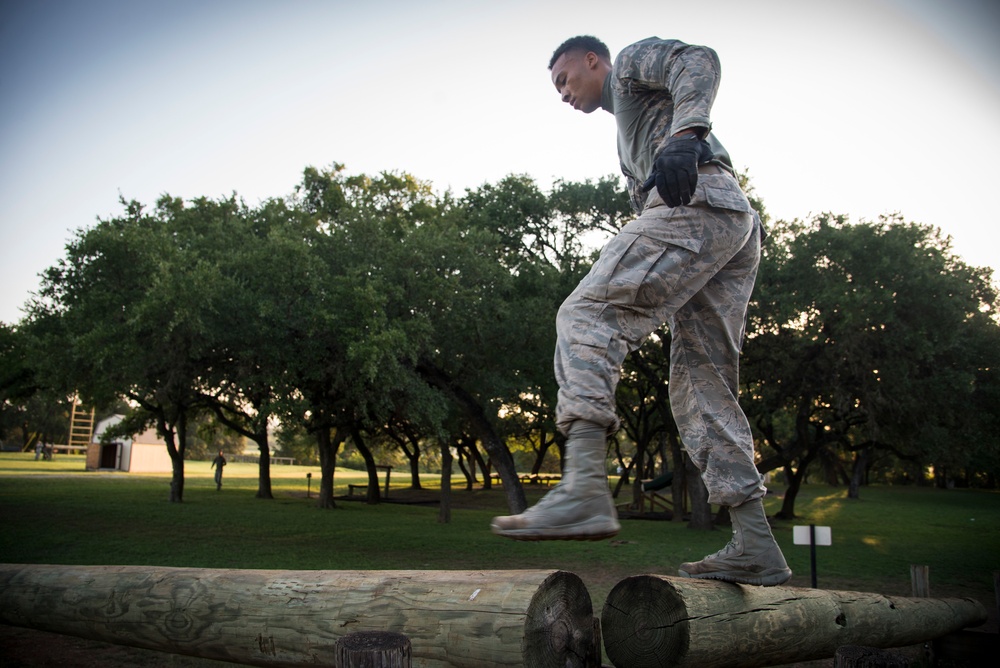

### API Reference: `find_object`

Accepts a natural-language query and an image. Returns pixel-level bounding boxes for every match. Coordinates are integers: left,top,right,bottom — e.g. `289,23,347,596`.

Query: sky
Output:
2,0,999,325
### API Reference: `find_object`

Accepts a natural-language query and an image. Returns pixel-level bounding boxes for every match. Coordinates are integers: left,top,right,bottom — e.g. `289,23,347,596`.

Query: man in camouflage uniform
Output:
491,35,791,586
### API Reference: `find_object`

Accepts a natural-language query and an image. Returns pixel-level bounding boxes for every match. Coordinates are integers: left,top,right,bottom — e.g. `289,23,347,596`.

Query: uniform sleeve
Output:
615,38,721,135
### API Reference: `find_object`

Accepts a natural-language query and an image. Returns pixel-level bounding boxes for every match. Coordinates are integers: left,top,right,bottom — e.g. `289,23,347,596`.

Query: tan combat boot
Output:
491,421,620,541
678,497,792,586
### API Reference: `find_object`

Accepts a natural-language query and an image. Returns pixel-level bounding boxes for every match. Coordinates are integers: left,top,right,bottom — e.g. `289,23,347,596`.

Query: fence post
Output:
335,631,411,668
910,565,930,598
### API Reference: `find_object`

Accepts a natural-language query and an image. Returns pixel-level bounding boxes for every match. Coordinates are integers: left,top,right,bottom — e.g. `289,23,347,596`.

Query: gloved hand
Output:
641,134,712,207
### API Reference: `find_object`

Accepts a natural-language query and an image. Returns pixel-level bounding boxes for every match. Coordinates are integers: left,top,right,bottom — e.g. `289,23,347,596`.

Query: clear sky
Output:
2,0,998,325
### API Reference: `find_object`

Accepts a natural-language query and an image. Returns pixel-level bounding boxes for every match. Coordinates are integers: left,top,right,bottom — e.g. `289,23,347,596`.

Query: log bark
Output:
0,565,597,668
601,574,987,668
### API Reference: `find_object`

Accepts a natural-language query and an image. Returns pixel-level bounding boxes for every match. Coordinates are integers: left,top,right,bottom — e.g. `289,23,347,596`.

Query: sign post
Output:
793,524,832,588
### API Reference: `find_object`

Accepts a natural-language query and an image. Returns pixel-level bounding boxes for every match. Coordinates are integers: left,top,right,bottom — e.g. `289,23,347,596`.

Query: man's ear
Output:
585,51,599,69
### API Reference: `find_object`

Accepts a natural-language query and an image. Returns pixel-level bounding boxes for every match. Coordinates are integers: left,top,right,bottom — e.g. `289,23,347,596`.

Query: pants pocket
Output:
579,233,671,306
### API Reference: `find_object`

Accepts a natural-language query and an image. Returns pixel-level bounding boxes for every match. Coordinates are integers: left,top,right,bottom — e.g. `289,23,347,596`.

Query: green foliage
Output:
745,213,1000,514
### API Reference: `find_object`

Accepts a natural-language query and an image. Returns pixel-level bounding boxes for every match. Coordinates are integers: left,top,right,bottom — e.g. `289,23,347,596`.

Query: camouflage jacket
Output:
600,37,734,213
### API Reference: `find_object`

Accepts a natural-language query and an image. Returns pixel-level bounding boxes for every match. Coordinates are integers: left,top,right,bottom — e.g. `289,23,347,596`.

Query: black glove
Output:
641,134,712,207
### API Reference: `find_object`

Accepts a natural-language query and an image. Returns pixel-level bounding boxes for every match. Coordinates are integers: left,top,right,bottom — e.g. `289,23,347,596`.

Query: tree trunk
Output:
160,411,185,503
352,430,381,505
399,428,423,490
439,442,452,524
0,565,600,668
255,429,274,500
777,462,804,519
529,432,554,476
602,574,987,668
455,442,474,491
848,447,868,500
415,361,526,513
778,446,820,521
315,426,344,509
468,439,489,488
205,400,274,500
612,456,635,499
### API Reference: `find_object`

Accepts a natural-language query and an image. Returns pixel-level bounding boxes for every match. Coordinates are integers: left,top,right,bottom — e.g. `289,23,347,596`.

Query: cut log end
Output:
600,575,690,668
523,570,598,668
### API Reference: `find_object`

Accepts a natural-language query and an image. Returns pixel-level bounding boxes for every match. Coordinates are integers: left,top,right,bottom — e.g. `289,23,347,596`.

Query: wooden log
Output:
336,630,411,667
0,565,597,668
601,574,987,668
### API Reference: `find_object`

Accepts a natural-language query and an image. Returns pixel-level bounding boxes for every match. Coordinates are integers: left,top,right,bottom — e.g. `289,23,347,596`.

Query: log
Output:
601,574,987,668
0,565,597,668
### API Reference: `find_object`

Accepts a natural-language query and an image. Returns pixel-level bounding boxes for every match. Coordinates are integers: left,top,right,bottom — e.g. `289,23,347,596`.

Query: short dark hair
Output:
549,35,610,70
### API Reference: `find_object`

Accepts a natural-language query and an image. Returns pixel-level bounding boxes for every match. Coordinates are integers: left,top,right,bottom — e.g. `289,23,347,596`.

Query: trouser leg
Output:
666,223,765,507
501,172,762,541
555,207,759,444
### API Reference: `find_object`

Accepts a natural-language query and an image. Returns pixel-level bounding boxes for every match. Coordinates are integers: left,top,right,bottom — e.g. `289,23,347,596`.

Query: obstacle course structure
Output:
0,565,598,667
601,574,988,668
0,563,991,667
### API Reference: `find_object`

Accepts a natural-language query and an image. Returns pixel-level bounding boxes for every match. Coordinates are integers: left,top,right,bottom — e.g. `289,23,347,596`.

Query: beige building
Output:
86,415,173,473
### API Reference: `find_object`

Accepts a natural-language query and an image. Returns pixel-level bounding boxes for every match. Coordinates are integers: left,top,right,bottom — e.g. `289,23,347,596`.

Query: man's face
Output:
551,50,603,114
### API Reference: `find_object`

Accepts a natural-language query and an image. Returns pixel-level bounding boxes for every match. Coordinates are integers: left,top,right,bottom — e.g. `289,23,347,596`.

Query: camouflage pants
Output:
554,168,765,506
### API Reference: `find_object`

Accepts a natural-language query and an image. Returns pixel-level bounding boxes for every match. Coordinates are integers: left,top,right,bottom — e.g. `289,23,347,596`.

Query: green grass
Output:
1,452,998,622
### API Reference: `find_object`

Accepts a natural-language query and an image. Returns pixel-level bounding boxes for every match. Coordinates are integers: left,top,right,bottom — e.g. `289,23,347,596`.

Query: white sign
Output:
793,525,832,546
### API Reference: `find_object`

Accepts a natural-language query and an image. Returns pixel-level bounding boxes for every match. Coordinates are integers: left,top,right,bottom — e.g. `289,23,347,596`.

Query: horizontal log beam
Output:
601,574,987,668
0,564,598,668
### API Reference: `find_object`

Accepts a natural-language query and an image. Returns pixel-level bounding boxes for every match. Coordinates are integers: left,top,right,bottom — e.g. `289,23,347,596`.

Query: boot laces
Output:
706,531,742,561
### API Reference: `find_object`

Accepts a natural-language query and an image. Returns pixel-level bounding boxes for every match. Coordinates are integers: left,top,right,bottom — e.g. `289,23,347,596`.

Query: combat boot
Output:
491,420,619,541
678,497,792,586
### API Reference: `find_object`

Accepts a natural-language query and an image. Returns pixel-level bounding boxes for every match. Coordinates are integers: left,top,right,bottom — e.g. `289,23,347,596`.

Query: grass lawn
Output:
1,452,998,665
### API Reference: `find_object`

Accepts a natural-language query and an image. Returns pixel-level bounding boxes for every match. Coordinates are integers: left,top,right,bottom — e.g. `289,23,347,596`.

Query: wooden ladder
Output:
68,398,95,452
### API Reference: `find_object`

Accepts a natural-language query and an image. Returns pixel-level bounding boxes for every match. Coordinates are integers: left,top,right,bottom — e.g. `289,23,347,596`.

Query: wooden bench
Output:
346,465,394,498
520,473,561,485
490,473,562,486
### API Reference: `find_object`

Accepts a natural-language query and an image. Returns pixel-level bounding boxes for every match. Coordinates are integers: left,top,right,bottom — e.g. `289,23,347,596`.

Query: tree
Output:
744,213,1000,516
28,197,220,501
289,165,451,508
192,196,319,499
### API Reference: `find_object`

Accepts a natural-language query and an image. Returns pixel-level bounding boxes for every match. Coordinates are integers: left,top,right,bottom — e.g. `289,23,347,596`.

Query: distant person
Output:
211,450,227,490
35,441,43,460
491,35,791,587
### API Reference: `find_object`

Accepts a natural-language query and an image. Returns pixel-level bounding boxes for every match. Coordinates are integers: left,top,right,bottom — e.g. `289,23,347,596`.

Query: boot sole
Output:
491,522,620,542
677,567,792,587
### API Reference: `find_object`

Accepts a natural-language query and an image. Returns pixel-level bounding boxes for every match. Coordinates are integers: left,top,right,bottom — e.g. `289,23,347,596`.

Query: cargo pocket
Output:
698,174,753,214
579,232,675,306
